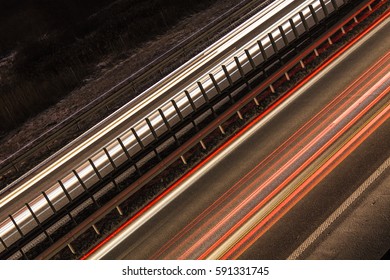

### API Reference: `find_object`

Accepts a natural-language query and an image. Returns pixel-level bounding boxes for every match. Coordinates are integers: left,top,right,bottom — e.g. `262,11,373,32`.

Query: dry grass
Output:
0,0,242,164
0,0,219,132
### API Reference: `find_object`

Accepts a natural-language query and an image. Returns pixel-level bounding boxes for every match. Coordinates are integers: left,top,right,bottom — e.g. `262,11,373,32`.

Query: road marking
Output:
288,155,390,260
85,6,390,260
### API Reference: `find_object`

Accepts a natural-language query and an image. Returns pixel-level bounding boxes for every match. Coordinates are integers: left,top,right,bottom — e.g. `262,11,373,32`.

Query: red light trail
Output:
82,7,389,260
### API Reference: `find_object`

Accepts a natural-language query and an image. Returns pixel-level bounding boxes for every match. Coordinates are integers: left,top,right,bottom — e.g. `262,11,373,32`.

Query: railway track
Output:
1,0,385,260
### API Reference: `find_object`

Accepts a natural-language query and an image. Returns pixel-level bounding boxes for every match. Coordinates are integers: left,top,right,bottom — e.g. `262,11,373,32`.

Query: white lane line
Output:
288,155,390,260
87,16,388,259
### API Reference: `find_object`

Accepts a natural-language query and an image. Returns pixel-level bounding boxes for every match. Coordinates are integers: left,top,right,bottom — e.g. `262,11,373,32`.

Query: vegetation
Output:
0,0,218,133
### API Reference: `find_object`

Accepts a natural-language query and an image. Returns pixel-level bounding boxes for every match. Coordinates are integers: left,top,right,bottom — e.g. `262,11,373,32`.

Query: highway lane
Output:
0,0,306,222
293,153,390,260
86,13,390,260
157,59,390,260
219,95,389,259
241,117,390,259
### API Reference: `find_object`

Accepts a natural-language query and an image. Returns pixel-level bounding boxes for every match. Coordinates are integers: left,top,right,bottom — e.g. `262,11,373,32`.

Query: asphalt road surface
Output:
88,15,390,260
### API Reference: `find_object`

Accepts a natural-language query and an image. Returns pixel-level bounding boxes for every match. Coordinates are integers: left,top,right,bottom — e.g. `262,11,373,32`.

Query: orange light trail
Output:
82,7,389,260
222,100,390,259
162,15,390,260
193,74,390,260
151,51,390,259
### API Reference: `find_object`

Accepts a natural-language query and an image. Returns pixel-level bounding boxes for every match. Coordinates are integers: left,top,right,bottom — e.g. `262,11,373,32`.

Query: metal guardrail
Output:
1,0,372,260
0,0,274,189
59,0,383,260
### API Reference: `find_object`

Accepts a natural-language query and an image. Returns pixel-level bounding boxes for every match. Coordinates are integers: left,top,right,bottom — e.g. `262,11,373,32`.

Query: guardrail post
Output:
158,109,171,132
257,40,268,61
68,243,76,255
299,12,309,32
0,237,7,251
234,57,250,90
221,65,234,102
92,224,100,235
171,100,184,121
180,155,187,165
237,110,243,120
197,82,217,117
197,82,209,103
145,119,161,160
103,148,117,169
117,138,142,176
68,212,78,226
116,206,123,216
9,215,24,238
270,84,275,93
20,249,29,260
117,137,131,159
309,5,319,25
184,90,197,112
244,49,256,69
88,159,102,180
183,90,200,130
330,0,338,10
199,140,207,150
319,0,329,17
279,26,289,46
268,33,278,53
25,203,53,243
131,128,145,150
145,118,158,141
221,65,233,87
42,192,57,214
158,109,180,146
58,180,74,206
73,170,100,207
209,73,222,94
289,19,299,39
219,125,226,135
112,179,121,192
12,162,19,172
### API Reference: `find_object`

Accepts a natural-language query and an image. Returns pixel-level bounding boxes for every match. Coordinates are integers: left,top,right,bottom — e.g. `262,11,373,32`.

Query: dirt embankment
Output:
0,0,242,161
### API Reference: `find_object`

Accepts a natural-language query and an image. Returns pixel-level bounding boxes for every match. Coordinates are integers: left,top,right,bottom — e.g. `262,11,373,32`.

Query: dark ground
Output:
0,0,222,132
0,0,242,161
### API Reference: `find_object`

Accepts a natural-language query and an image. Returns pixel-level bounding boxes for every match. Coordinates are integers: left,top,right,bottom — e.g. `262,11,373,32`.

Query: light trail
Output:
83,3,388,260
179,72,390,260
219,100,390,260
150,51,390,259
153,25,390,260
